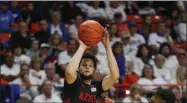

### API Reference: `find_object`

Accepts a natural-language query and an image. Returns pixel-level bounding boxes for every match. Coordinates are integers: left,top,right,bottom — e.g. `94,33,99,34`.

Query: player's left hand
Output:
102,27,110,49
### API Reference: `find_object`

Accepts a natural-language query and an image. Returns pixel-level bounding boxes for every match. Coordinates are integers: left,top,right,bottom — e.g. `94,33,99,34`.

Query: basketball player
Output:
151,89,178,103
63,28,119,103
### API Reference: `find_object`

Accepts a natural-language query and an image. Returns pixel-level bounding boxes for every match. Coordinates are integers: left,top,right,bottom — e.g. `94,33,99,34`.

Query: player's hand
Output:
102,27,110,49
78,40,89,50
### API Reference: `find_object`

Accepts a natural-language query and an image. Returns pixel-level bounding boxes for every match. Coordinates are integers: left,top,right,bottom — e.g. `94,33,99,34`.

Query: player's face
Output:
79,59,95,80
151,97,167,103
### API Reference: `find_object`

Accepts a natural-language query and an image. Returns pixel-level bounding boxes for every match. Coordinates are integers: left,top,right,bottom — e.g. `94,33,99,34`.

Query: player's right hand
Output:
78,40,90,49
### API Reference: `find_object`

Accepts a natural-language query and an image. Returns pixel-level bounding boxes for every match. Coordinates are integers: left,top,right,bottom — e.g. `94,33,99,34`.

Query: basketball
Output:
78,20,104,47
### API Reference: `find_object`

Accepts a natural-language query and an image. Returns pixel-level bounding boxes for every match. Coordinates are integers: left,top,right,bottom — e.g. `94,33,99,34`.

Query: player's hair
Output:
153,89,177,103
80,53,98,69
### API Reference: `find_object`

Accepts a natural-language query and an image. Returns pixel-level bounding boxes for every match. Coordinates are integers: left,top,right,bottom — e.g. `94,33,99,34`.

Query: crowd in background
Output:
0,1,187,103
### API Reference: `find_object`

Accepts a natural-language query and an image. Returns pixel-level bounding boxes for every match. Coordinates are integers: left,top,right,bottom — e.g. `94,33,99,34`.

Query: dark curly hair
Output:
153,89,177,103
80,53,98,69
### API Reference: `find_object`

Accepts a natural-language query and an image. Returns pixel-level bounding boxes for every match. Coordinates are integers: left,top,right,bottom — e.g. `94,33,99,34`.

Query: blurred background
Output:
0,1,186,103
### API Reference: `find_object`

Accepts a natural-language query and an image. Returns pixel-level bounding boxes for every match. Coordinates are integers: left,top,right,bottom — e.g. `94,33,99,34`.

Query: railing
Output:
1,81,186,99
114,83,186,99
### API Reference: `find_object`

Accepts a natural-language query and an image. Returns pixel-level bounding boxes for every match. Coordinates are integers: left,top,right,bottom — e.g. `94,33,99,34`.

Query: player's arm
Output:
65,40,88,84
102,28,119,91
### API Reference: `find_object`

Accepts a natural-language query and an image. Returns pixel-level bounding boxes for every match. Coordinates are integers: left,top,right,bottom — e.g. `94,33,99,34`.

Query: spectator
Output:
164,25,174,45
33,1,51,21
176,50,187,68
33,80,62,103
49,11,69,42
137,64,167,97
121,31,135,61
105,1,127,22
165,17,178,42
122,61,139,91
129,21,146,57
113,12,124,25
137,1,156,15
87,45,109,76
39,43,50,64
169,86,183,103
153,54,171,83
138,15,154,43
58,38,79,73
159,43,178,79
148,22,170,51
177,1,187,11
44,62,64,97
10,63,32,100
0,51,20,82
133,44,152,76
68,15,84,39
109,23,122,45
48,33,65,58
122,84,149,103
9,1,22,22
33,19,50,45
121,32,131,56
174,17,187,42
13,46,31,65
152,1,177,15
48,2,61,15
112,42,126,78
76,1,107,19
170,9,179,24
9,21,31,51
22,2,41,24
124,1,139,14
60,1,84,23
0,1,14,32
171,66,186,85
29,56,46,85
26,39,40,57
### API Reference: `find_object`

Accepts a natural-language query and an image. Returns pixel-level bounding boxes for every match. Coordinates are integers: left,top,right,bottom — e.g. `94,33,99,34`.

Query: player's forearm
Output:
106,47,119,80
66,46,86,76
